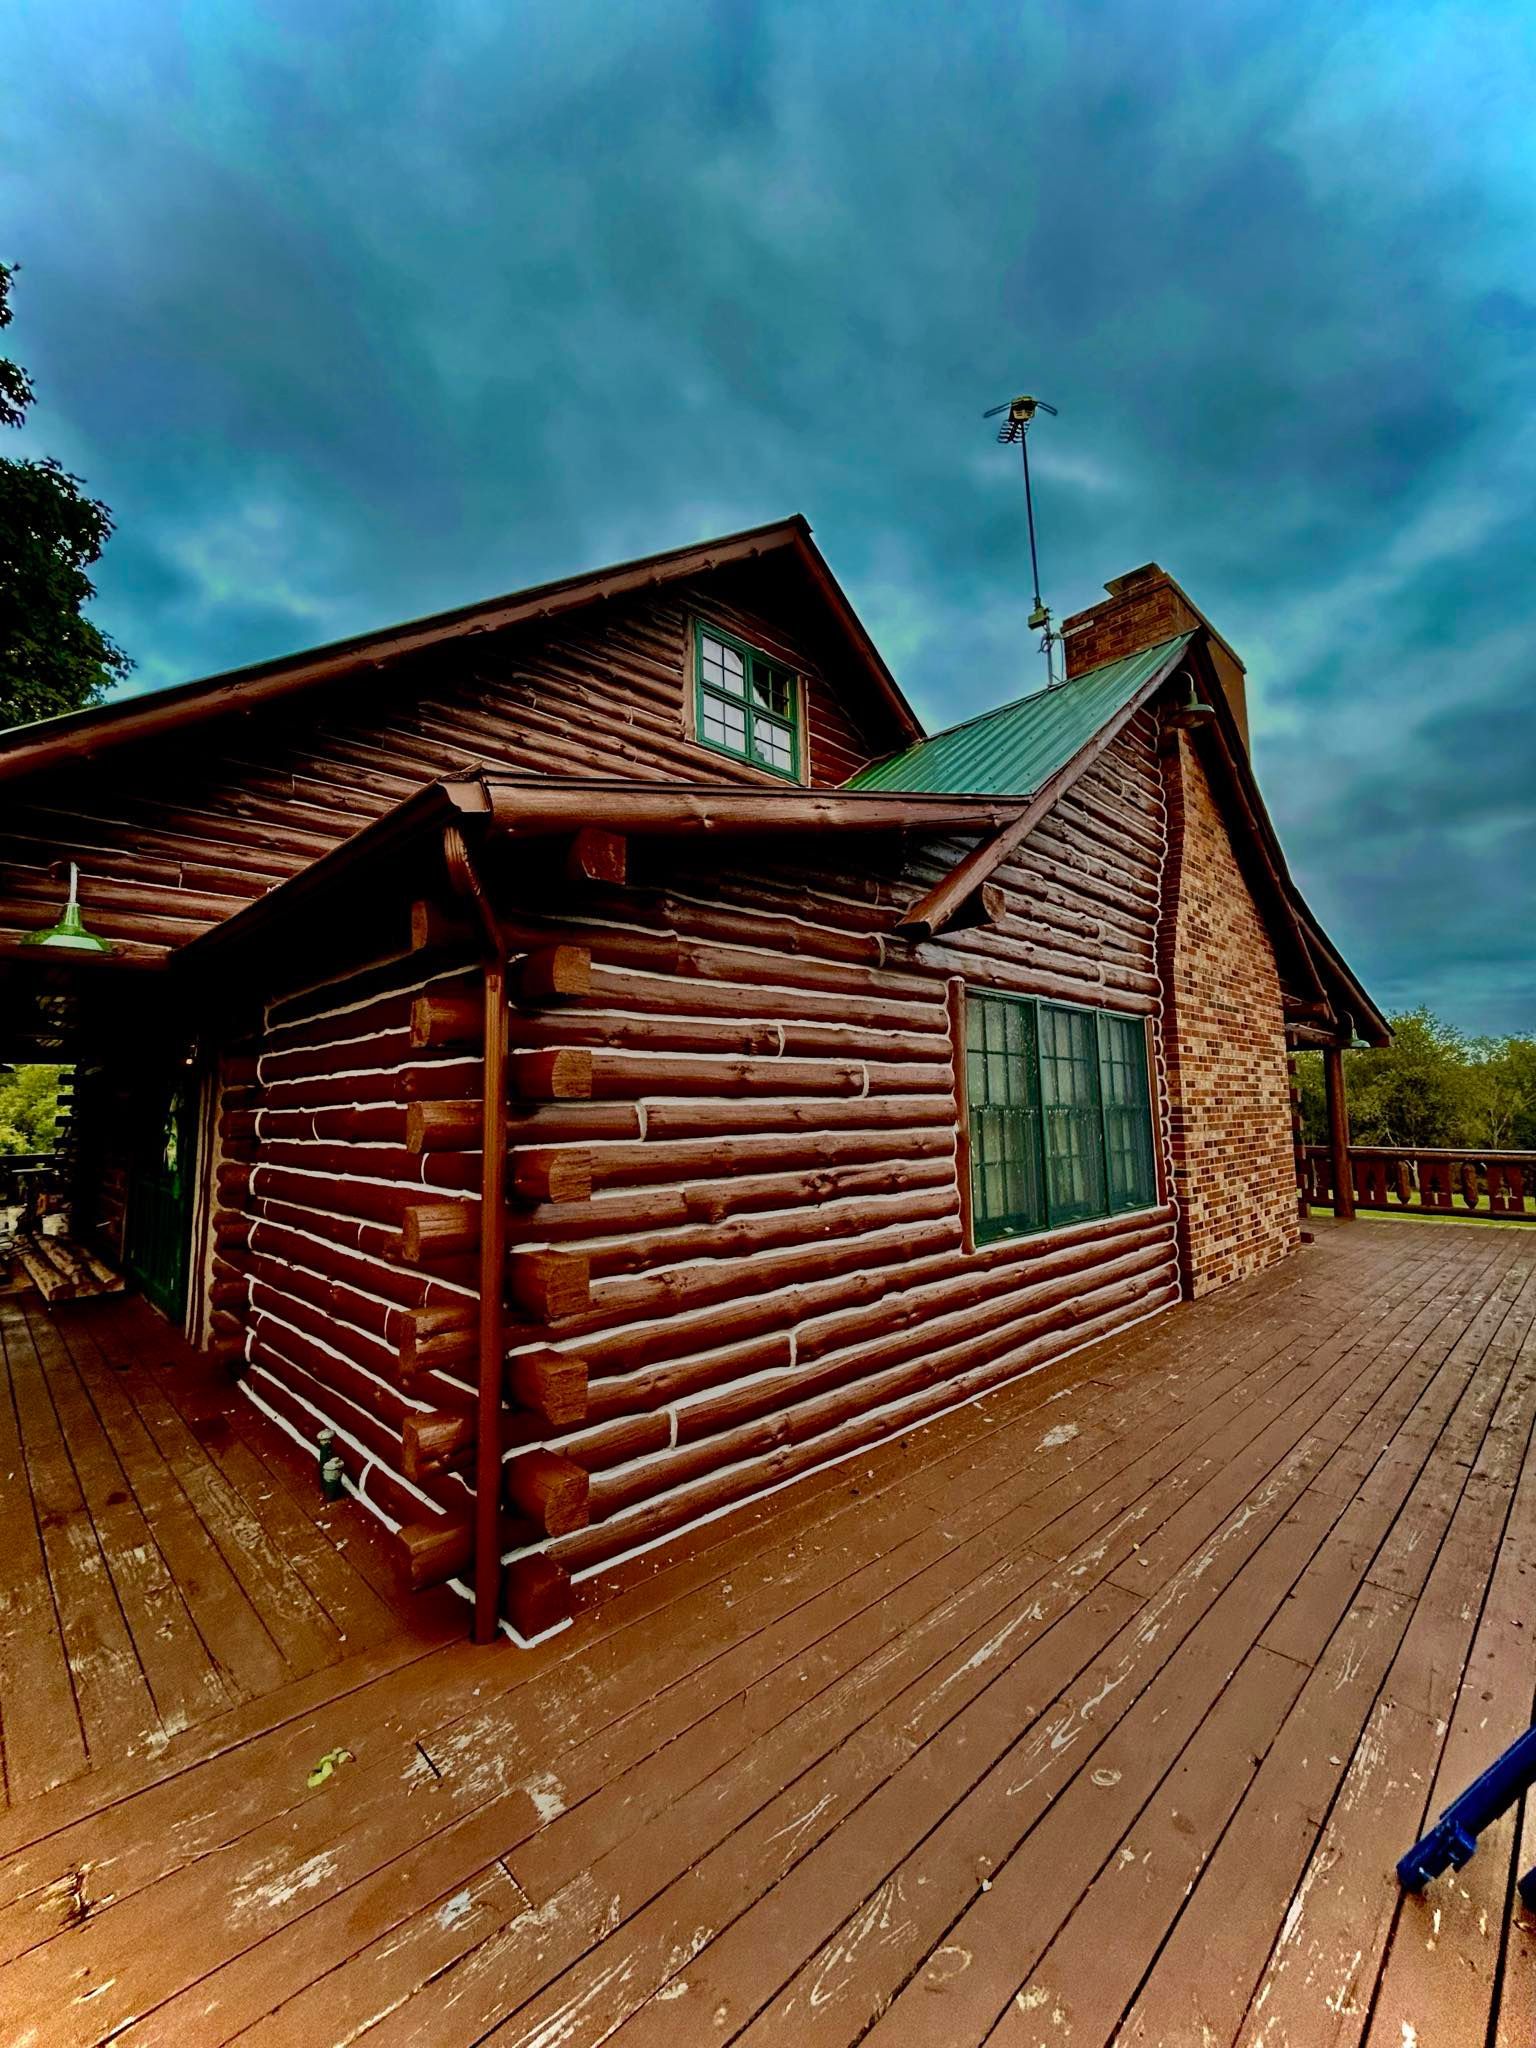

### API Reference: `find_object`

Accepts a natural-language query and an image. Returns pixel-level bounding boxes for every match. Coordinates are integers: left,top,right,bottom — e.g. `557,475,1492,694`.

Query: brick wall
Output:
1158,733,1299,1295
1063,567,1200,677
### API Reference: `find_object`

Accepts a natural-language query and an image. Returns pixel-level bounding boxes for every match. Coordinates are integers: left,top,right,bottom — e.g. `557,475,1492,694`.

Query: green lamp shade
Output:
23,863,114,954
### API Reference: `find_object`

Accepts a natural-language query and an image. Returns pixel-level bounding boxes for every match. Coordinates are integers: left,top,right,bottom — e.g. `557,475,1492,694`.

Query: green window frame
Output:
693,619,801,781
965,990,1157,1244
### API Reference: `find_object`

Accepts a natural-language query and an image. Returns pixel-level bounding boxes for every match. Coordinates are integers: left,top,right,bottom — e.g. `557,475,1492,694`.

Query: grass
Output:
1303,1198,1536,1232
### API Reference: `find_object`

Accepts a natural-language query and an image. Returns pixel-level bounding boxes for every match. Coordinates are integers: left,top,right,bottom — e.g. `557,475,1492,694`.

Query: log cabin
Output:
0,516,1386,1644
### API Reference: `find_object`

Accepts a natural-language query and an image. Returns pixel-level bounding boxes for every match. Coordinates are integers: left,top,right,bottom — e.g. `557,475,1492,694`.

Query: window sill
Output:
970,1200,1171,1256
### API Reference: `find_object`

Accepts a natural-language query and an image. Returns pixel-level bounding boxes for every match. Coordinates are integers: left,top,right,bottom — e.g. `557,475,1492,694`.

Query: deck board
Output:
3,1222,1536,2046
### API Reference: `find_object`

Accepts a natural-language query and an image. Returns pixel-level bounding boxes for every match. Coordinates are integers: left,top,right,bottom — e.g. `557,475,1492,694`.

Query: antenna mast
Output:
982,392,1060,684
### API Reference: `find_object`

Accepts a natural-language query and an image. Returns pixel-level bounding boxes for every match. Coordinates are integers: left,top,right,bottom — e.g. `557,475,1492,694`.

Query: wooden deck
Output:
2,1218,1535,2046
0,1288,463,1807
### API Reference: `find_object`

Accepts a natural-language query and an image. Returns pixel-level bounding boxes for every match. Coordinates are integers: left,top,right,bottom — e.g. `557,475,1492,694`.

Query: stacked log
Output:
461,717,1179,1606
230,953,491,1585
1,578,884,962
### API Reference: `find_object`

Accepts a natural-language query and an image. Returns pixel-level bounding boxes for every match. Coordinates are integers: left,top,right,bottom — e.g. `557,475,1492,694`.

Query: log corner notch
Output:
424,827,591,1643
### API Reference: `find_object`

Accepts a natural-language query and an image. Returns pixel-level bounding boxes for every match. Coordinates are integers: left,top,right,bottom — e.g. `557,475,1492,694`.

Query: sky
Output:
7,0,1536,1032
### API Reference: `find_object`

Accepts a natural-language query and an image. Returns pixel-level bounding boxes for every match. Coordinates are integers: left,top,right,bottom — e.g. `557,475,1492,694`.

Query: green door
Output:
125,1071,198,1324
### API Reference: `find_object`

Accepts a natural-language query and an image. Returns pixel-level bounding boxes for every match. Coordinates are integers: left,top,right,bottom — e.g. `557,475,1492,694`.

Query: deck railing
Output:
1301,1143,1536,1220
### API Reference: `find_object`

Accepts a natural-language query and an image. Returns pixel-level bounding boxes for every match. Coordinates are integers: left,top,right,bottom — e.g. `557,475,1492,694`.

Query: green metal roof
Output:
845,632,1195,798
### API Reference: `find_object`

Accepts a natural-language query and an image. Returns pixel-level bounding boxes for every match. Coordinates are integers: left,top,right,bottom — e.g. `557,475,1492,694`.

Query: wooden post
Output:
1288,1054,1307,1219
474,952,509,1638
440,819,512,1646
1323,1043,1355,1222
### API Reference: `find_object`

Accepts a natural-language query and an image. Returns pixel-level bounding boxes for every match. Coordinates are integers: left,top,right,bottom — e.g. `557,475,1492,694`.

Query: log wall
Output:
215,711,1177,1633
0,555,897,962
500,711,1180,1606
216,956,490,1577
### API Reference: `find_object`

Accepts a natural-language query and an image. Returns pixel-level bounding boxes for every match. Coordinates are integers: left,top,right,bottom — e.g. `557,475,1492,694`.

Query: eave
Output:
0,516,924,786
172,774,1031,985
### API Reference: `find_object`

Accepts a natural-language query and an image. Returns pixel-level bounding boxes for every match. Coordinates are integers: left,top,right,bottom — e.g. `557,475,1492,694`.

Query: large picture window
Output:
964,990,1157,1244
693,621,801,780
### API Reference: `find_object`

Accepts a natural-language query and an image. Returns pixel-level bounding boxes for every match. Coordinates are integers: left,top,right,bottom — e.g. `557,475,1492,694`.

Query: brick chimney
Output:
1061,563,1249,749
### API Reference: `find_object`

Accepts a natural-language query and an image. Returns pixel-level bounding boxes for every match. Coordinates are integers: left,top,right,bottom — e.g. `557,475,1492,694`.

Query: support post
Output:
441,823,511,1644
474,953,508,1637
1323,1043,1355,1222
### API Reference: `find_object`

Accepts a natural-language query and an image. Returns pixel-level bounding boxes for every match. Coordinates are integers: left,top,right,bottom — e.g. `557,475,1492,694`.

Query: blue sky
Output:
7,0,1536,1030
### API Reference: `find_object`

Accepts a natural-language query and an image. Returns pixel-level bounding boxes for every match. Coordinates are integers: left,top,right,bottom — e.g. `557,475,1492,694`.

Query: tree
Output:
0,1065,66,1156
1466,1036,1536,1149
1340,1008,1473,1148
0,262,130,728
1296,1009,1536,1152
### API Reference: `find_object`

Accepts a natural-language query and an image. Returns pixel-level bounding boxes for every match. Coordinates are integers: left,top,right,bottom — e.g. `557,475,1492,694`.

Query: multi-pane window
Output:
1099,1011,1158,1213
695,622,800,780
965,990,1157,1243
1038,1003,1106,1225
966,993,1045,1240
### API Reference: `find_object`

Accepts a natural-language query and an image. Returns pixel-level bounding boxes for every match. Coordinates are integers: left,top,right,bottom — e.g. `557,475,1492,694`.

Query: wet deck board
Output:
1,1221,1534,2046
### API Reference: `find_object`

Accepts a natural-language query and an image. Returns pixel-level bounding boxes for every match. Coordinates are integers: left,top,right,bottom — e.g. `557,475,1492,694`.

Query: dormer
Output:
667,532,922,787
691,618,804,780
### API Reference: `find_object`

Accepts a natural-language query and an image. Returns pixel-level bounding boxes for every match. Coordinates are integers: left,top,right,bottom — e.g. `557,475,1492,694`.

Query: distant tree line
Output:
1296,1009,1536,1152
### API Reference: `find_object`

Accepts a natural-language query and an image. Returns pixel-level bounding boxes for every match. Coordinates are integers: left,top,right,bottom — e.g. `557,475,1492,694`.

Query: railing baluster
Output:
1299,1146,1536,1223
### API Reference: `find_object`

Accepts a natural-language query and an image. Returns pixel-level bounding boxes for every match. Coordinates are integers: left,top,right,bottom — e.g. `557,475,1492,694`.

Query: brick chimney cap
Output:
1103,563,1167,598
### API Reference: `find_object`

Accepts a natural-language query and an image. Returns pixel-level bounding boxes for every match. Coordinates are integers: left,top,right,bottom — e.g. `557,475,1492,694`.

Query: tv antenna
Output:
983,393,1060,684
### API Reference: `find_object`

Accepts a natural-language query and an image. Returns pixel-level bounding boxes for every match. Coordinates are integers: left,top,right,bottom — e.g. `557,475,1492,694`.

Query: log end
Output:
504,1553,574,1638
565,827,627,887
517,944,593,1006
396,1515,475,1591
508,1249,592,1323
507,1346,590,1428
402,1409,476,1482
506,1449,591,1535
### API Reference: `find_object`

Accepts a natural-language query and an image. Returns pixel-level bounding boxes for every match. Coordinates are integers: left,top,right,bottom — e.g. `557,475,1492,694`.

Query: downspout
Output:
442,824,508,1644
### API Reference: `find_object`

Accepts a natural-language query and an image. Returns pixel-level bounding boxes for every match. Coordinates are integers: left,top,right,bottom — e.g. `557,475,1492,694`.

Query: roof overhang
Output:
0,516,924,786
172,773,1029,987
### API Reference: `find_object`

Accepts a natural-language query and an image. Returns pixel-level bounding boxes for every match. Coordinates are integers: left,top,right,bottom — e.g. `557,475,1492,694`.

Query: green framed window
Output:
693,620,801,780
965,990,1157,1244
1098,1010,1158,1213
966,991,1046,1238
1039,1002,1106,1225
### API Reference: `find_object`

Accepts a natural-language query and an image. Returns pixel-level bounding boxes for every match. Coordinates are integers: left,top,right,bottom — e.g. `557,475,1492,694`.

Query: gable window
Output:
694,621,801,780
964,990,1157,1244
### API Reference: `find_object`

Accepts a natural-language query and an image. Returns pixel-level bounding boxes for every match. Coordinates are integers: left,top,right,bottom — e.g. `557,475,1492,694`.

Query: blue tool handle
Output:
1396,1725,1536,1891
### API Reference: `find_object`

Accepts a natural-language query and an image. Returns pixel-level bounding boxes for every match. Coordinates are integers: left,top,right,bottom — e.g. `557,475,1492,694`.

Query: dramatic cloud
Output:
7,0,1535,1026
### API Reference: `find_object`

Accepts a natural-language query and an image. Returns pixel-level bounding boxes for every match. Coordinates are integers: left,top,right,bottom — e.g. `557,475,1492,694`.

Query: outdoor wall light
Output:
23,862,115,954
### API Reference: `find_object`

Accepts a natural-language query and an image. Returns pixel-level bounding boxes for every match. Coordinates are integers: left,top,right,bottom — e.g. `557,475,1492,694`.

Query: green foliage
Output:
0,1064,66,1156
1297,1009,1536,1150
0,262,131,728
